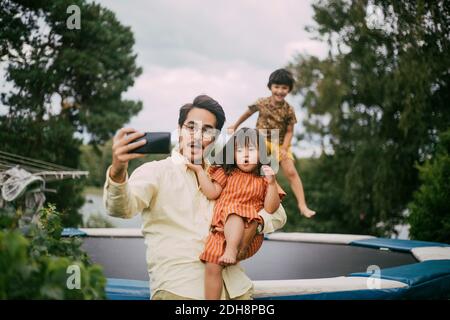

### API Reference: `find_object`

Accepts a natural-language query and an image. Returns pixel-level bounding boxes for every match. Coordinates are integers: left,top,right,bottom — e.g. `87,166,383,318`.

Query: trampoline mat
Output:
82,237,417,281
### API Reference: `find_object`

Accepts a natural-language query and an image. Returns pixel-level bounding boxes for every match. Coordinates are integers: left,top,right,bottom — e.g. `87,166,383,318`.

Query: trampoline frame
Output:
62,228,450,300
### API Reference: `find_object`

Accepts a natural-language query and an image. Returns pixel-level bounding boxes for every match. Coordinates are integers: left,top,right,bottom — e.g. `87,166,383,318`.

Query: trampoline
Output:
62,228,450,299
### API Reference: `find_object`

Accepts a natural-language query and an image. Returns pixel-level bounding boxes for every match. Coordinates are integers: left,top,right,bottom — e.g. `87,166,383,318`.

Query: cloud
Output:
125,61,270,132
96,0,327,157
100,0,319,68
125,62,322,157
284,40,329,61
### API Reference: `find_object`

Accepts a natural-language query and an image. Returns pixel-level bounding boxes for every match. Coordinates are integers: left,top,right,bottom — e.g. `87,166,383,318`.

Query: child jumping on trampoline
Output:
228,68,316,218
186,127,286,300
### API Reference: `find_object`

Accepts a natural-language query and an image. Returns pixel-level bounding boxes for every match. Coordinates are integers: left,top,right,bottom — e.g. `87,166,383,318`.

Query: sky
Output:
96,0,328,157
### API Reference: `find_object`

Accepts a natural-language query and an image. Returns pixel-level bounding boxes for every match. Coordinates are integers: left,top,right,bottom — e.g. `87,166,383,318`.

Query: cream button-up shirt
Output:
103,149,287,299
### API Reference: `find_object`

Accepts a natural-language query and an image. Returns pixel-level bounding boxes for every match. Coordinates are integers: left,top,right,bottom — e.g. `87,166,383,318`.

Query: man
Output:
103,95,287,300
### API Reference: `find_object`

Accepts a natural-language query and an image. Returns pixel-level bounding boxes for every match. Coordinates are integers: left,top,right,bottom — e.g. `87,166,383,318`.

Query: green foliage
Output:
0,0,143,226
279,156,358,233
408,130,450,244
0,204,106,299
287,0,450,236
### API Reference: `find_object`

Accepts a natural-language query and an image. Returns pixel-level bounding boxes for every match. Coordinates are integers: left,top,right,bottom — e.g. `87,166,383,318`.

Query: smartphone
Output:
129,132,171,154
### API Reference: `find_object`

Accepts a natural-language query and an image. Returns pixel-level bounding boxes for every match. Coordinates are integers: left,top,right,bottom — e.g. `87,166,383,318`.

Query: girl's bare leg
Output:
205,262,224,300
218,214,244,266
237,221,258,261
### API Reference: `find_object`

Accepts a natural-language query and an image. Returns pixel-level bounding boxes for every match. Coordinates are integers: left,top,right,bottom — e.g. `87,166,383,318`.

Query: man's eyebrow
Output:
186,121,214,128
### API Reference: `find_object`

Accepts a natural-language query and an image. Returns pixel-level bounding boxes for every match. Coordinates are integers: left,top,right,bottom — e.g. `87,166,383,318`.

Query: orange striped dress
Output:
200,166,286,265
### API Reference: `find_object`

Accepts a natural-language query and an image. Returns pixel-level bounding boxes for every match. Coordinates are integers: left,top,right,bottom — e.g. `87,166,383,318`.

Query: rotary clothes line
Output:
0,150,88,224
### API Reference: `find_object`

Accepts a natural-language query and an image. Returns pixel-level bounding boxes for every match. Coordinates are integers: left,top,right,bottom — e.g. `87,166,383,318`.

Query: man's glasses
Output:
182,122,217,140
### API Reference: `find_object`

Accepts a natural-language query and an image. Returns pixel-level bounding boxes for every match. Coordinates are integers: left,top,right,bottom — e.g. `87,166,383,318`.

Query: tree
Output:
408,130,450,243
288,0,450,235
0,0,143,225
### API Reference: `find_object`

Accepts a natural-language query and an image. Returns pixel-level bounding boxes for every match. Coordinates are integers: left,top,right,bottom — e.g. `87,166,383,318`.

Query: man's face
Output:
270,84,290,103
179,107,217,164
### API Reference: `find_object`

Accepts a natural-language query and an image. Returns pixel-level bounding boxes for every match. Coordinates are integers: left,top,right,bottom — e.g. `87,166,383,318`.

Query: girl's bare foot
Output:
299,205,316,218
218,247,238,266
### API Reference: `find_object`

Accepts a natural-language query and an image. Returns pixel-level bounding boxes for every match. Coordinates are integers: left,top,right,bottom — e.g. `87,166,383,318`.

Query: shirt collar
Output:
268,96,287,109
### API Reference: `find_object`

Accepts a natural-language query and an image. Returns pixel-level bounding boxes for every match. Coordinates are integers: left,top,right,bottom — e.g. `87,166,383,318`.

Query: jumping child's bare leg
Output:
237,221,258,261
205,262,223,300
218,214,244,266
280,158,316,218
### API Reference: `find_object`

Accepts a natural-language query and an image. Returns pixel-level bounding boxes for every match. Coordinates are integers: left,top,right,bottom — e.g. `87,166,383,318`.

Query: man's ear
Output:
177,126,183,147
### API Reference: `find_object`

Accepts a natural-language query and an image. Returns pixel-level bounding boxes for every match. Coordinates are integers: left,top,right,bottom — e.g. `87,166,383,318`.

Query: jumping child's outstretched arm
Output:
262,165,281,213
186,163,223,200
228,109,256,132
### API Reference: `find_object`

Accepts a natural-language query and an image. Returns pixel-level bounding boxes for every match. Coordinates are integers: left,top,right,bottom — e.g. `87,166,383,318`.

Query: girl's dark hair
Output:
178,94,226,130
215,127,269,176
267,68,295,91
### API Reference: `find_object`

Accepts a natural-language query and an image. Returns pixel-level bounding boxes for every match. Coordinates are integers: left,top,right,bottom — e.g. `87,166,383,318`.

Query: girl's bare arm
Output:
186,164,223,200
264,182,281,213
261,165,280,213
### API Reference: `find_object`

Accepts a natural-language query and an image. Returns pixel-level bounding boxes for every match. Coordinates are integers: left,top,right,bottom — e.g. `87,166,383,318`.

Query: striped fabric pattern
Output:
200,166,284,264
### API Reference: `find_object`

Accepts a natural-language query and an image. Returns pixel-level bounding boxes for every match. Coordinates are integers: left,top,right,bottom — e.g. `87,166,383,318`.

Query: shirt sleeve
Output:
287,105,298,125
258,204,287,234
248,98,262,113
103,162,160,219
207,166,228,189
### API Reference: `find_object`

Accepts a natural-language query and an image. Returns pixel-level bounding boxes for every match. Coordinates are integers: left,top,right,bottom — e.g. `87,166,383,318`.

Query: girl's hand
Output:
261,165,276,184
185,162,203,173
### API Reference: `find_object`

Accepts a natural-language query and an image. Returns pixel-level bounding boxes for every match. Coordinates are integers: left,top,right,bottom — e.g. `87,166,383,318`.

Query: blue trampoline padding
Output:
105,278,408,300
350,238,449,252
349,260,450,286
257,287,408,300
106,278,150,300
61,228,87,237
105,274,450,300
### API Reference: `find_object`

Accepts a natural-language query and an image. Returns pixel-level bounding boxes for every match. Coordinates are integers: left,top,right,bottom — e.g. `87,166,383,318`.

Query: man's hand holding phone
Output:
110,128,147,183
110,128,171,183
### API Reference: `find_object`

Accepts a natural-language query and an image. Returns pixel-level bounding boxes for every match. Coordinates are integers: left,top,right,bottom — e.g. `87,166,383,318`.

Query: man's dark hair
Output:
267,68,295,91
178,95,226,130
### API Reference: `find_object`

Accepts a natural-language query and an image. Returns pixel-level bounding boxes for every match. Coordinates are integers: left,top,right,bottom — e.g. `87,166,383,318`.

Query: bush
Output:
408,130,450,244
0,204,106,299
